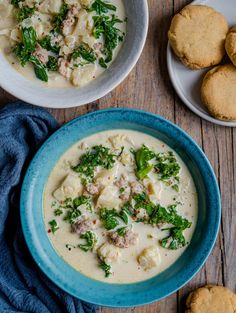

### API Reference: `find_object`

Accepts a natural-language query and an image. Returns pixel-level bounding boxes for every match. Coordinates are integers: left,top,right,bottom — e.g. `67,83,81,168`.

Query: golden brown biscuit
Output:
168,5,228,69
201,64,236,120
186,285,236,313
225,25,236,67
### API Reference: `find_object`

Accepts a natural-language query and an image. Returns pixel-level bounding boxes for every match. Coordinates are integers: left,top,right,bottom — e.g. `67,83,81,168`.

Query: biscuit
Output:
186,285,236,313
225,25,236,67
201,64,236,120
168,5,228,69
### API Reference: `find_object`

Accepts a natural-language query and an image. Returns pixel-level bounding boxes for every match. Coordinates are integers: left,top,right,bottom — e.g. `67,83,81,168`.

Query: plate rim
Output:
20,108,221,307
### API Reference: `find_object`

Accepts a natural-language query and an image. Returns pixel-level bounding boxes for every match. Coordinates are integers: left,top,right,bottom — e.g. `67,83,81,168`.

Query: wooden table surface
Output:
1,0,235,312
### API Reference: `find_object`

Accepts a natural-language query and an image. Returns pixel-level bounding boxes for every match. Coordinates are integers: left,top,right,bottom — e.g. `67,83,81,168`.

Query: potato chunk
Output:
137,246,161,270
53,174,83,201
96,186,121,209
97,242,120,265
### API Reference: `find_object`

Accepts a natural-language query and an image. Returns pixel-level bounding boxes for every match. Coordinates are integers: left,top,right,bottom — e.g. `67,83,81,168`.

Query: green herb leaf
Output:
64,208,81,224
47,56,58,71
92,14,124,63
133,192,155,216
116,227,127,237
99,260,112,277
134,145,155,179
13,27,37,66
149,204,191,229
78,231,97,252
160,227,187,250
89,0,116,15
49,219,59,234
13,43,31,66
38,35,60,54
29,55,48,82
73,195,92,211
22,27,37,52
155,151,181,190
71,44,96,63
99,208,119,230
52,2,69,33
99,57,107,68
72,145,116,180
118,208,129,224
54,208,63,216
11,0,21,7
17,6,35,21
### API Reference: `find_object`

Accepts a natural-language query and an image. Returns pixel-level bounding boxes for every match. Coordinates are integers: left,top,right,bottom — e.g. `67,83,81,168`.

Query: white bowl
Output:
0,0,149,108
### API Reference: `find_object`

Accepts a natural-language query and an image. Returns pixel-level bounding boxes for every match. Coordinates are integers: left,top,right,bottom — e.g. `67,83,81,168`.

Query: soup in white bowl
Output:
0,0,126,87
44,130,198,284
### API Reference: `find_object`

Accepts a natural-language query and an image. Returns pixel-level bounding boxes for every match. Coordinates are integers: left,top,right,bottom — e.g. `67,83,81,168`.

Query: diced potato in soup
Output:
0,0,126,87
44,130,198,283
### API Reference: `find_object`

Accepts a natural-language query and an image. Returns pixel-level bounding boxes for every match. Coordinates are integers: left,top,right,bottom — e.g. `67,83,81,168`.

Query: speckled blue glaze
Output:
20,109,221,307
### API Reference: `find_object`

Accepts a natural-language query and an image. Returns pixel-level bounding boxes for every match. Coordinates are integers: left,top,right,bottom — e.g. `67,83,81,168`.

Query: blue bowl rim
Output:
20,108,221,307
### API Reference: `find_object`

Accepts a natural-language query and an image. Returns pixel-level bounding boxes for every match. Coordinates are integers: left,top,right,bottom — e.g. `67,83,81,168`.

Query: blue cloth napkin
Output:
0,102,97,313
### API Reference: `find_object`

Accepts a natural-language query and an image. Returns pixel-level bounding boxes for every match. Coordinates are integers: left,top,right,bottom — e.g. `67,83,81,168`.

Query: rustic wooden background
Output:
1,0,235,312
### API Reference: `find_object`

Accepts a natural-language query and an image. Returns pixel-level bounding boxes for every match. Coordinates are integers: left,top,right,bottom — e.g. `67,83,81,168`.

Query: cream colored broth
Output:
43,130,198,284
0,0,126,88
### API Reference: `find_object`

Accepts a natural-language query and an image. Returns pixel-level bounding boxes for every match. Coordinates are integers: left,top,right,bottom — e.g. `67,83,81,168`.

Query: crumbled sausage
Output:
130,181,143,195
108,229,138,248
61,5,80,36
85,183,99,195
71,218,93,235
58,57,72,79
33,43,49,64
115,175,128,188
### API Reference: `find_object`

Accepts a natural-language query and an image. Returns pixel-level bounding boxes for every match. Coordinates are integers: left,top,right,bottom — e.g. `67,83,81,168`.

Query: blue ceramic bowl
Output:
20,109,221,307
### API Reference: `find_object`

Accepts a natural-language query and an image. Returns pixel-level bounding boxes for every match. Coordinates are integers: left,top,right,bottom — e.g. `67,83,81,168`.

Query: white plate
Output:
167,0,236,127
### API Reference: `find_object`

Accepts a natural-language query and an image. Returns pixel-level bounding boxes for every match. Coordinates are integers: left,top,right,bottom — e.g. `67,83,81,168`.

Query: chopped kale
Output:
134,145,155,179
52,2,69,33
133,192,155,215
72,145,116,180
99,208,119,230
99,260,112,277
11,0,21,7
99,57,107,68
160,227,187,250
54,208,63,216
92,14,124,63
155,151,181,190
38,35,60,54
78,231,97,252
64,208,81,224
89,0,116,15
47,56,58,71
49,219,59,234
30,55,48,82
118,208,129,224
149,204,191,229
17,6,35,22
116,227,127,237
62,196,92,223
71,44,96,63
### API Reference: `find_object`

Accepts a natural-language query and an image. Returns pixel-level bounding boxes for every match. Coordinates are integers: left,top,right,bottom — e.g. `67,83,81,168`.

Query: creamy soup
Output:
43,130,198,284
0,0,125,87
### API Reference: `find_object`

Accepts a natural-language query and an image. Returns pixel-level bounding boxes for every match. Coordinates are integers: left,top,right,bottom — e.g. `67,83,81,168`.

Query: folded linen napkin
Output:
0,102,96,313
